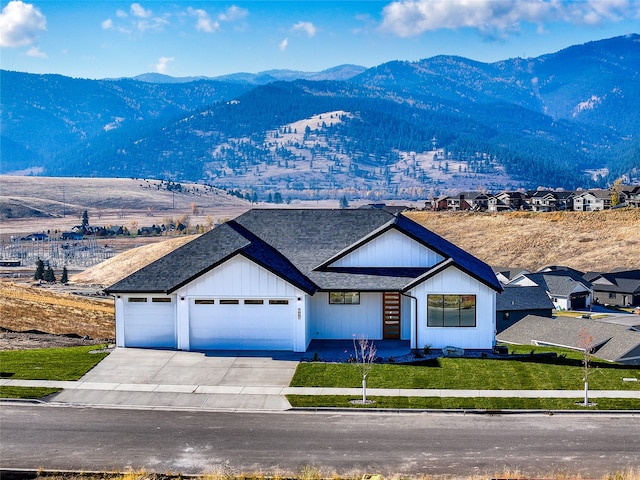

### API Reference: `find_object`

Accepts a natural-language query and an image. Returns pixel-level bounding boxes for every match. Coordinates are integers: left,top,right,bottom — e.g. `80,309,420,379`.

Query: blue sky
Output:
1,0,639,79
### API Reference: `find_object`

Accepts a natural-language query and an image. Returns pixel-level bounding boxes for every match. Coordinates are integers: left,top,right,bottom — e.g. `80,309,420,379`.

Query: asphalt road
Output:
1,404,639,477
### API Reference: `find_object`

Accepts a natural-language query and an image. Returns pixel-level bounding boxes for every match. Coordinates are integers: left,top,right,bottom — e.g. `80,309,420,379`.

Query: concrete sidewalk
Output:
3,377,640,412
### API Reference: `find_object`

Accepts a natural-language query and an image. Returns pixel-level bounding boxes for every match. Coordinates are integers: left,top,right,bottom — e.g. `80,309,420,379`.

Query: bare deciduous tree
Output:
352,334,377,404
577,326,595,406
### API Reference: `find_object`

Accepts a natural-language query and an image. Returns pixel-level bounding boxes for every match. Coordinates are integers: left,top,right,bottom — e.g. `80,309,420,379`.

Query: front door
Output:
383,292,401,339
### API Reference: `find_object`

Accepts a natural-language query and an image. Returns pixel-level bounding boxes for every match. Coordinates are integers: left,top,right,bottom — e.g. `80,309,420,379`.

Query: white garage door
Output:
189,298,295,350
124,297,176,348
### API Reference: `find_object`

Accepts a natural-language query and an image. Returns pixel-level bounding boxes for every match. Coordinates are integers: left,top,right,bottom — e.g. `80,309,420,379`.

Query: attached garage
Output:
123,296,176,348
188,297,295,350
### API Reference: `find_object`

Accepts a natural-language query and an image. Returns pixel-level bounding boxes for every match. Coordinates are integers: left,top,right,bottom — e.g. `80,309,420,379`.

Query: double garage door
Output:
189,297,295,350
122,296,296,350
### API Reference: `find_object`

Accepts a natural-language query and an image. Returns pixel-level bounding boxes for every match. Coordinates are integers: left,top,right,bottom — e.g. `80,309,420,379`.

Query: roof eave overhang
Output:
402,258,503,293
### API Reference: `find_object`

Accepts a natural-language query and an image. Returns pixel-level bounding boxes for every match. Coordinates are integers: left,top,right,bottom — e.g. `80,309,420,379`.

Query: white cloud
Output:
279,38,289,51
101,18,113,30
155,56,174,74
380,0,638,37
292,21,317,37
188,7,219,33
26,45,46,58
218,5,248,22
0,0,46,48
116,9,128,18
131,3,152,19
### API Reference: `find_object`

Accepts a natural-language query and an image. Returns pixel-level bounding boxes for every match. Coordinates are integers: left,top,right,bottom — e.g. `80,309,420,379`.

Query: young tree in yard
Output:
34,258,44,280
43,265,56,283
82,210,89,227
60,266,69,284
578,326,595,406
352,335,377,404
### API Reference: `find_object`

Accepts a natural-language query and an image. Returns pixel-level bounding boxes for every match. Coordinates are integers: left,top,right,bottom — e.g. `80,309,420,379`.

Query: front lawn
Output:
0,345,109,399
287,395,640,410
291,345,640,391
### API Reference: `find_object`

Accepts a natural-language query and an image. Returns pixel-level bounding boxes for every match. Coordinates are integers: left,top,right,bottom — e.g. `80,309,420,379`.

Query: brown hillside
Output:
71,234,199,286
0,282,114,339
406,209,640,273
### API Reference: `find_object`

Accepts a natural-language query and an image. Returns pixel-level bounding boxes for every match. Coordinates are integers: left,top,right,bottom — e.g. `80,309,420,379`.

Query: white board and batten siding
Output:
309,292,382,340
176,255,307,351
330,229,444,268
115,294,177,348
409,265,496,350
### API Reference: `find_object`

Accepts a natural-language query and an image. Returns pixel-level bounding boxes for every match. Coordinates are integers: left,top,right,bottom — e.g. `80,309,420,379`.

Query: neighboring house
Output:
527,190,576,212
622,186,640,208
573,189,624,211
528,190,558,212
488,191,527,212
585,270,640,307
106,209,503,352
21,233,48,241
61,232,84,240
497,315,640,365
509,269,593,311
496,285,555,333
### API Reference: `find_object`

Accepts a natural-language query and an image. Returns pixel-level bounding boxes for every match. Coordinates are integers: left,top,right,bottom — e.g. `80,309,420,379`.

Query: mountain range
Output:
1,34,639,201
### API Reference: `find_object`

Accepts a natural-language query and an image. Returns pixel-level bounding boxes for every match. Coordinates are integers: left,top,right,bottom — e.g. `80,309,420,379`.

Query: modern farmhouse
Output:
106,209,502,352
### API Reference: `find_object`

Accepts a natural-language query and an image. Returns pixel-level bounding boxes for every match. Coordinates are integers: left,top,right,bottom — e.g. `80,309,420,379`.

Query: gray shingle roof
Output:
106,208,502,294
515,271,591,298
497,315,640,363
496,285,555,312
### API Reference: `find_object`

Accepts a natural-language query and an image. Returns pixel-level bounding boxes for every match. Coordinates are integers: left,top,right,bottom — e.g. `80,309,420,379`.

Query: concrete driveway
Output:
50,348,302,411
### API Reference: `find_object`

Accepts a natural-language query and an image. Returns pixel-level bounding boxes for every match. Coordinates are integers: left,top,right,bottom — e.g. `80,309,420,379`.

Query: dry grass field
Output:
406,208,640,272
0,282,114,343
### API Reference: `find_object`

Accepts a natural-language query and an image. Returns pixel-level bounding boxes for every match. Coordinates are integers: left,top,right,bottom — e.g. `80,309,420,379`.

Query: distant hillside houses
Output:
427,185,640,212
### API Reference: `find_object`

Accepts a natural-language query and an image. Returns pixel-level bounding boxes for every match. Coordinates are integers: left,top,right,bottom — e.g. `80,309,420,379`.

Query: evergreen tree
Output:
60,266,69,284
82,210,89,227
339,196,350,209
274,192,283,204
34,258,44,280
44,266,56,283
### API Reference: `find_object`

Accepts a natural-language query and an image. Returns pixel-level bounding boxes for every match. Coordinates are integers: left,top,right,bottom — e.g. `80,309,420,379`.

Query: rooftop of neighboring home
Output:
496,285,555,312
497,314,640,364
511,267,592,297
585,269,640,294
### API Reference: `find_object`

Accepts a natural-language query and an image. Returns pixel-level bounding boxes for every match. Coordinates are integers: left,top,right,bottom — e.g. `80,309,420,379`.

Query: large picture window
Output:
427,294,476,327
329,292,360,304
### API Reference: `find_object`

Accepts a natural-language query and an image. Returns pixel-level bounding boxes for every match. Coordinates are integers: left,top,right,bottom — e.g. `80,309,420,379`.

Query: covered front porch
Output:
302,339,412,363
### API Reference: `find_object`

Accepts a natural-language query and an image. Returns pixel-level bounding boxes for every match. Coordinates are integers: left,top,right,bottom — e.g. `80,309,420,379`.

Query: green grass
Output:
287,395,640,410
0,344,109,399
291,345,640,391
0,344,109,381
0,386,61,399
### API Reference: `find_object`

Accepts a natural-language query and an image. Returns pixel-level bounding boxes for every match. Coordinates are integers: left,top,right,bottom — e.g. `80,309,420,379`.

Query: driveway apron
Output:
49,348,302,411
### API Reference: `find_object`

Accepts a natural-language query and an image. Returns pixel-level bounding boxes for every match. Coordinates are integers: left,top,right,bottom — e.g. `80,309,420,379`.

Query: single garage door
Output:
189,297,295,350
124,297,176,348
